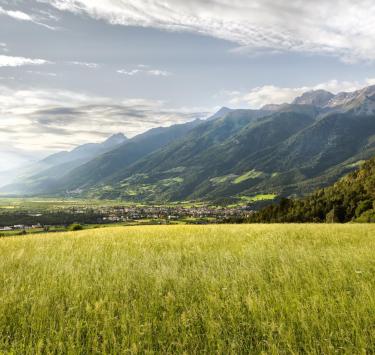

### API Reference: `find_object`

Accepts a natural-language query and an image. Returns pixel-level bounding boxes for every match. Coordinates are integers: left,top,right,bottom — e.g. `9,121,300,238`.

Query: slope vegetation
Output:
250,157,375,222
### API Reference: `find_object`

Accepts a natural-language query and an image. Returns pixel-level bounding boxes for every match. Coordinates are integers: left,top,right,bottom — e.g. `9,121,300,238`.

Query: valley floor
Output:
1,224,375,353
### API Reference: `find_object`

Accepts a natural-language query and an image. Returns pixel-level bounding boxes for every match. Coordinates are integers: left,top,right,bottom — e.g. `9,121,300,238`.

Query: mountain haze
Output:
0,133,128,195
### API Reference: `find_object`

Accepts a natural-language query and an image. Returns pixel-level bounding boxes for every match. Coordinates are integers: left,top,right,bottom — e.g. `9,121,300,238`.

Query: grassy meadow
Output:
1,224,375,353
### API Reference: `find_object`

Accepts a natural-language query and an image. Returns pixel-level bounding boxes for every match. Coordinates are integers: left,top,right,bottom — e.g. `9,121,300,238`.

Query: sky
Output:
1,0,375,170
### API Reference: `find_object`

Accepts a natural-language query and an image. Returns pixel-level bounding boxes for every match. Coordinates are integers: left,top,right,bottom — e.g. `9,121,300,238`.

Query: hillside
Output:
103,109,315,202
53,119,203,194
83,88,375,203
250,157,375,222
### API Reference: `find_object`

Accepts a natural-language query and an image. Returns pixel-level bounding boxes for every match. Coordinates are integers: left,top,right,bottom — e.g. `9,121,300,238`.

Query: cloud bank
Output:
44,0,375,62
0,85,207,152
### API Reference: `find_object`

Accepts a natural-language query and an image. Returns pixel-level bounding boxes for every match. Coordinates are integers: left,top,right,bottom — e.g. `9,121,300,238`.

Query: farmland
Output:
1,224,375,353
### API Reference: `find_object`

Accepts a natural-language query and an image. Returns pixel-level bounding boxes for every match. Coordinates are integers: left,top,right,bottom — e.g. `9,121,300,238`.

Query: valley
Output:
0,197,255,235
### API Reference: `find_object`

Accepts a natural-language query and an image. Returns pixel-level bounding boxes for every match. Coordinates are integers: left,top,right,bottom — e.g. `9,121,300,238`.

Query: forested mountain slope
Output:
249,157,375,222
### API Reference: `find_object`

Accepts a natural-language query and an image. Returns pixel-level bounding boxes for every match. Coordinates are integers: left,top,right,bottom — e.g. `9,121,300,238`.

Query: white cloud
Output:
117,69,141,76
44,0,375,62
117,68,172,77
69,61,100,69
147,69,171,77
0,6,33,21
0,5,57,30
228,78,375,108
0,55,50,67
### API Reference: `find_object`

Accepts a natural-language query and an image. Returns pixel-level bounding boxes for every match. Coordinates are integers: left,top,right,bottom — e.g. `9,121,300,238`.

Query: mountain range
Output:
2,85,375,205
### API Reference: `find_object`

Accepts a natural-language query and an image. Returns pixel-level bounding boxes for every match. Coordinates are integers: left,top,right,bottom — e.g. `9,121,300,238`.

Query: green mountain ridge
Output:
2,85,375,204
84,104,375,203
58,119,203,192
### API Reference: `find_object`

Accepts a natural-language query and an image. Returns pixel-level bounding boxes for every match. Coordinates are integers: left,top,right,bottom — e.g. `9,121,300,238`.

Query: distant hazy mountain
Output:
0,147,46,188
2,85,375,203
0,133,128,195
41,133,128,167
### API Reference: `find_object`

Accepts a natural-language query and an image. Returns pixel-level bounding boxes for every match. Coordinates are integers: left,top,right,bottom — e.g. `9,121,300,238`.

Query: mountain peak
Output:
325,84,375,114
362,84,375,94
207,107,232,121
102,133,128,146
292,89,334,107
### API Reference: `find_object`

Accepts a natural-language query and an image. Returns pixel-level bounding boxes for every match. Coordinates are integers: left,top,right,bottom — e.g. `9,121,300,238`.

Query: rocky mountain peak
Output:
292,89,334,107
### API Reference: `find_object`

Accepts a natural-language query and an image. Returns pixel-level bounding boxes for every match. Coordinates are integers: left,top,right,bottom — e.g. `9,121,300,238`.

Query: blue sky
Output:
1,0,375,168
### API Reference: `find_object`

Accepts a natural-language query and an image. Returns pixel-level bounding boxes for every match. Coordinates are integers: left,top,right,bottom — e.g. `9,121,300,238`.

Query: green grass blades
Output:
1,224,375,354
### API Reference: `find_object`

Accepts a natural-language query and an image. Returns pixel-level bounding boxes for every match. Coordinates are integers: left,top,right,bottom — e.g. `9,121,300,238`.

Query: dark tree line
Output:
0,211,103,227
248,157,375,223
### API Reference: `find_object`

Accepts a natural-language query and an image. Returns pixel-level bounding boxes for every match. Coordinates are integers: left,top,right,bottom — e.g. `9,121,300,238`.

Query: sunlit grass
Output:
1,224,375,353
233,169,265,184
227,194,277,207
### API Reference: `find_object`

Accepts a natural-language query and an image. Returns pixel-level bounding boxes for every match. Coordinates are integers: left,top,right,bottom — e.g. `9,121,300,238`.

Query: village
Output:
0,204,254,231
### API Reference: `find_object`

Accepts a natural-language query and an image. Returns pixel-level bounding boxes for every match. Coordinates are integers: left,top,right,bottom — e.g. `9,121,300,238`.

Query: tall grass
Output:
1,224,375,353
